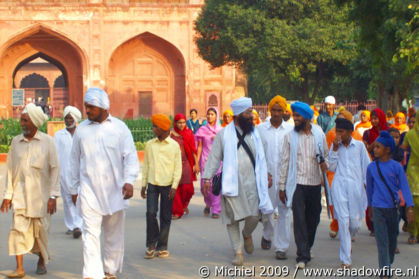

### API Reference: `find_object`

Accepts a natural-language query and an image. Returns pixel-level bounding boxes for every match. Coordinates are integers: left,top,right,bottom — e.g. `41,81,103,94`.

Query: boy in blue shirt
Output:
366,131,415,278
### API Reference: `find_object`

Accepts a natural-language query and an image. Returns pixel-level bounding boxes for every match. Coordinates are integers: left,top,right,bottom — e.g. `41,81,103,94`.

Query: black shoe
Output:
261,237,272,250
275,251,287,260
73,228,82,239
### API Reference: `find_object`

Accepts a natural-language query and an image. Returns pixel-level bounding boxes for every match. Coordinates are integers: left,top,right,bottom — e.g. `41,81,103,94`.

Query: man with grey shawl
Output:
203,97,273,266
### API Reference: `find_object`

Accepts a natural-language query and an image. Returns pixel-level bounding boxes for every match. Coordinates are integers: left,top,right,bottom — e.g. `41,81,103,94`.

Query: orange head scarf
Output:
390,112,408,132
252,110,261,125
221,110,234,127
355,110,372,130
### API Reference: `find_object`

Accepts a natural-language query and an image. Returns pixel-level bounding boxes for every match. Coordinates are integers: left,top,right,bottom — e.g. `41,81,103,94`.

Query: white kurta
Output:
70,115,140,279
70,116,140,215
257,121,293,245
329,138,371,264
54,128,83,230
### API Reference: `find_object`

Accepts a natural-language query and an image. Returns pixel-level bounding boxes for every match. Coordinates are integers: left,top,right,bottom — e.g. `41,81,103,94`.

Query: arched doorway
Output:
108,32,186,118
0,25,86,118
13,55,69,118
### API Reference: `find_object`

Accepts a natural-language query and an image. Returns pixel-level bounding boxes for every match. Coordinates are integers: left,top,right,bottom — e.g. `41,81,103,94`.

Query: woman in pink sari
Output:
195,107,222,218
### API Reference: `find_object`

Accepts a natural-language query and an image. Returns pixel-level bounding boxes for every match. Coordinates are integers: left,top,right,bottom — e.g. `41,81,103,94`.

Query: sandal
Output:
184,208,189,215
144,248,155,259
36,265,47,275
211,213,219,219
172,215,181,220
203,207,210,216
7,271,26,278
157,250,170,258
408,235,416,245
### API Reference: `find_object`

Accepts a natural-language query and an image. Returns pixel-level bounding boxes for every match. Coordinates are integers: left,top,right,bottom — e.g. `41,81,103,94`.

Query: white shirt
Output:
329,138,371,188
54,128,74,194
70,115,140,215
257,120,293,185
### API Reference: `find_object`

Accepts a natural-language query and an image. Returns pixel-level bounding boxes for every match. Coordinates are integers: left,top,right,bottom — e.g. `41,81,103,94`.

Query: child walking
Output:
366,131,415,278
141,114,182,259
329,118,371,268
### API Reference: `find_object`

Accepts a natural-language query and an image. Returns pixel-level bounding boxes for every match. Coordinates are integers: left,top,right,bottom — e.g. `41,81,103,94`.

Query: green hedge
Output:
0,118,155,151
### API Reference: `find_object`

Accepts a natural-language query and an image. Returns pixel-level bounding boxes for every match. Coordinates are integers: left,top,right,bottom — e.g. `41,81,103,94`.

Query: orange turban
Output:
268,95,287,112
252,110,261,125
338,109,353,123
151,114,172,131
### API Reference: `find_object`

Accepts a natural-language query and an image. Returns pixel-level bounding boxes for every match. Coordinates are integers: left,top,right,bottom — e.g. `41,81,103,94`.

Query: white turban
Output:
63,106,82,123
22,103,49,128
84,87,110,110
324,95,336,105
231,97,252,115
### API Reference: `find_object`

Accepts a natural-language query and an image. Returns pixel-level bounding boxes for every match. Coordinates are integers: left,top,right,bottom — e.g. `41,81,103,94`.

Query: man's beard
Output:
294,119,307,132
238,115,254,135
66,122,76,129
283,114,291,121
22,127,30,136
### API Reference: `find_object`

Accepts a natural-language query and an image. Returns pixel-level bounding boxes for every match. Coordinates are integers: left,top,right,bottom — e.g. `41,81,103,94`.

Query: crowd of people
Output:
1,88,418,279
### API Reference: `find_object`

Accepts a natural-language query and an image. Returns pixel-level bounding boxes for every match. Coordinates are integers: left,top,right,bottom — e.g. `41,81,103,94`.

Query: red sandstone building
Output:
0,0,246,119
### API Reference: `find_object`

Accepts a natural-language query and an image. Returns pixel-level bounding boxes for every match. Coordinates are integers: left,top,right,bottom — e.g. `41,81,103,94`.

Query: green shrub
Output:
0,144,10,153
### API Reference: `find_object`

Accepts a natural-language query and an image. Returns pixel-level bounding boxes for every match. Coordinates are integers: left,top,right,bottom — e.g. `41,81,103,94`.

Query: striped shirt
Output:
279,127,329,190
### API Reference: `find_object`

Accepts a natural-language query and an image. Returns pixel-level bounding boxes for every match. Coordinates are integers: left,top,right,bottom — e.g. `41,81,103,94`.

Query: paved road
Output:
0,163,418,278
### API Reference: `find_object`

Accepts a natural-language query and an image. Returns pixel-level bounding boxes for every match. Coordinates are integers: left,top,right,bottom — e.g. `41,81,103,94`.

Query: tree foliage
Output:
337,0,418,111
195,0,357,103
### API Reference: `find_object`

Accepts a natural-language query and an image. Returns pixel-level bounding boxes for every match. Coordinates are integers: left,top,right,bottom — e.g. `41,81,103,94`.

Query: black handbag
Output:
211,128,256,196
212,172,222,195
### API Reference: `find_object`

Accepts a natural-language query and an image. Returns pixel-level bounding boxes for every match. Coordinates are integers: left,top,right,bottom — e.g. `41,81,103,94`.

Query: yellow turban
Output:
268,95,287,112
286,103,292,113
151,114,172,131
223,110,233,117
338,109,353,123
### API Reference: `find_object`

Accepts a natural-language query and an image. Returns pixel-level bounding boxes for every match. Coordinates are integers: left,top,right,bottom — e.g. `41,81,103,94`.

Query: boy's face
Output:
336,128,352,143
373,141,391,158
390,131,400,146
396,116,404,125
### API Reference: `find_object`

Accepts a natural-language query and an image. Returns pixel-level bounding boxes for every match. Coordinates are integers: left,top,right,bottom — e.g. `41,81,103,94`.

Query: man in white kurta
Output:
1,103,59,277
257,95,293,259
54,106,83,238
70,88,140,279
329,118,370,267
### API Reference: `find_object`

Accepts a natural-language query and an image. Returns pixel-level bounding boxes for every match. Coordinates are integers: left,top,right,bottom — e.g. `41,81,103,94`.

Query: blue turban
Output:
84,87,110,110
291,101,314,120
376,131,395,153
231,97,252,115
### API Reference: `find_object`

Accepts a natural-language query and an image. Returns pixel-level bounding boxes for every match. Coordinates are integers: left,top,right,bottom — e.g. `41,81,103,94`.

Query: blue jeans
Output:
146,184,173,251
373,207,399,277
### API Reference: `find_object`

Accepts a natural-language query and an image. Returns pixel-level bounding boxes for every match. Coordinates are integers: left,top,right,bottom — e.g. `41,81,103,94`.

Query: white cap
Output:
324,96,336,105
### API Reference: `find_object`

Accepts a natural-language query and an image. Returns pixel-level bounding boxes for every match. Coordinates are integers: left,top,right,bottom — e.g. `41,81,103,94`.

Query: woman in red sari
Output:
171,114,200,219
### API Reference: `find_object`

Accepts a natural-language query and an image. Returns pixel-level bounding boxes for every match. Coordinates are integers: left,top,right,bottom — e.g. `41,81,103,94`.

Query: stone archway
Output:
0,25,86,118
108,32,186,118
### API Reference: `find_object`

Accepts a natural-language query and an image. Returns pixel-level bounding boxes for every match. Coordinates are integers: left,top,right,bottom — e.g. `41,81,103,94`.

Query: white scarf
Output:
222,122,273,214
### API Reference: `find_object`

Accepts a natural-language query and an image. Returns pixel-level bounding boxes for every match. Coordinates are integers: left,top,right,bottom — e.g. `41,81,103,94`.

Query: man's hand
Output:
332,135,341,152
122,183,134,200
47,198,57,215
279,190,287,204
203,180,211,198
407,207,415,224
1,199,12,213
268,173,273,188
141,187,147,199
71,194,78,205
320,162,328,173
169,188,177,200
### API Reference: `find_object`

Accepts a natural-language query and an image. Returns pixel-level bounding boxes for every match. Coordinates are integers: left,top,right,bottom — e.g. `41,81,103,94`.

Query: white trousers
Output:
227,216,259,254
80,202,125,279
273,202,291,252
262,185,279,241
61,187,83,231
336,204,362,264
